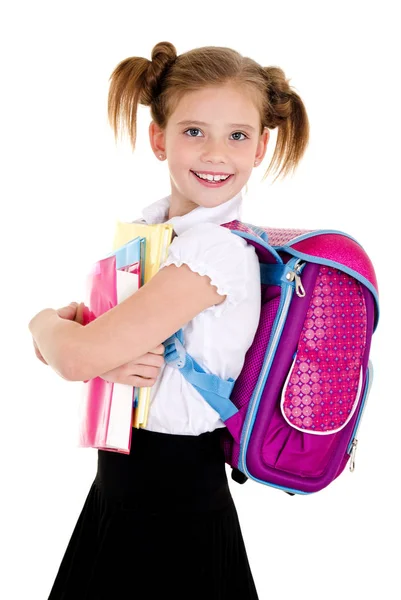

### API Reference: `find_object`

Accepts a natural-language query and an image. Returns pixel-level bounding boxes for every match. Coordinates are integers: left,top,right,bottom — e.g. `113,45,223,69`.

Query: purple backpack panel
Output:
220,222,378,495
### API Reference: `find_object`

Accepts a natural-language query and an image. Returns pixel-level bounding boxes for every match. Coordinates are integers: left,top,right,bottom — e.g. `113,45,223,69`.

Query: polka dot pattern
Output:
282,266,367,433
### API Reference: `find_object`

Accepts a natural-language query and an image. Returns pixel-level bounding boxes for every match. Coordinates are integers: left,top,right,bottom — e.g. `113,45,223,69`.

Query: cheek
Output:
237,156,254,174
168,141,194,169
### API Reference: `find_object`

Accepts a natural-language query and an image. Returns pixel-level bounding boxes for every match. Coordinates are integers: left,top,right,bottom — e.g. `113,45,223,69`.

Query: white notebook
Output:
100,268,140,450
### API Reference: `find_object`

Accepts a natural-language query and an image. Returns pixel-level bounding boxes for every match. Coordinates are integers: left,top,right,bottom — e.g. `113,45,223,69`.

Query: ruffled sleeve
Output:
159,222,254,318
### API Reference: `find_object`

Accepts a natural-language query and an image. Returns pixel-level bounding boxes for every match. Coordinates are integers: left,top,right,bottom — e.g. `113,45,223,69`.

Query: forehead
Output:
169,84,261,126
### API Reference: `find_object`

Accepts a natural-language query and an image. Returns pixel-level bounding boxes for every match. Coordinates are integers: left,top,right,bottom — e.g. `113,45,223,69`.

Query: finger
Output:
57,306,75,319
75,302,85,325
151,344,165,355
130,376,157,387
101,373,157,387
129,364,162,379
132,353,165,368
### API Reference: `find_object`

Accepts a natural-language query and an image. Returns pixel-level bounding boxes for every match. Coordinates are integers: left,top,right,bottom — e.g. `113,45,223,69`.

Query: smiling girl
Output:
29,41,309,599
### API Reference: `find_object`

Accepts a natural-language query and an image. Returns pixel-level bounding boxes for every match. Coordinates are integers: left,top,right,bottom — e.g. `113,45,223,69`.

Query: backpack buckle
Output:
163,333,187,369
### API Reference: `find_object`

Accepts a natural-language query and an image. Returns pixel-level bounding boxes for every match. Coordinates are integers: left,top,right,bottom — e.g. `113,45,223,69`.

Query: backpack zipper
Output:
285,260,306,297
347,360,373,472
239,257,306,474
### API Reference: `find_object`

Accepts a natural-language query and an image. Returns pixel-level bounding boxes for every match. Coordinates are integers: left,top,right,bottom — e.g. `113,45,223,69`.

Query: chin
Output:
194,194,235,209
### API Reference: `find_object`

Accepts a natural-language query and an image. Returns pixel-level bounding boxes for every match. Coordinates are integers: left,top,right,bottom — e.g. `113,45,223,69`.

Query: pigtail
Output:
108,42,177,151
262,66,310,183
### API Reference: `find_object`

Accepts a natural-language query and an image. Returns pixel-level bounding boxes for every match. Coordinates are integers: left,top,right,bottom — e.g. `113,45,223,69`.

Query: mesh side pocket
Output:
223,291,281,468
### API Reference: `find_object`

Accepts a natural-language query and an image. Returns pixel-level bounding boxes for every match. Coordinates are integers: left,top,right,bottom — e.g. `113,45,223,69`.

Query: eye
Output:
184,128,203,137
231,131,248,141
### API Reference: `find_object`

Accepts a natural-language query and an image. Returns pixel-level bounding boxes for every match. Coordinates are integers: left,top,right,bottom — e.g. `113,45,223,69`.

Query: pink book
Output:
77,255,141,454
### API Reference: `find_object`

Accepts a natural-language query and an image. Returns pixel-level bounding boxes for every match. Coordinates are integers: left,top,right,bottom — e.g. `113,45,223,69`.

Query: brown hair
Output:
108,41,310,183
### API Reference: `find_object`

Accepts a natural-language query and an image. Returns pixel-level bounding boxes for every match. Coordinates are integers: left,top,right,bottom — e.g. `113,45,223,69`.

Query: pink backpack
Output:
163,221,379,495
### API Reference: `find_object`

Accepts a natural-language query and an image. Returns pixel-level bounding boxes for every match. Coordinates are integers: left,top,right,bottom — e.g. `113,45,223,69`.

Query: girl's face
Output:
149,84,269,215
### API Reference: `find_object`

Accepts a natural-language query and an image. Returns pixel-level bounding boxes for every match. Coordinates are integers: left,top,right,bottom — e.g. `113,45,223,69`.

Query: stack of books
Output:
77,220,174,454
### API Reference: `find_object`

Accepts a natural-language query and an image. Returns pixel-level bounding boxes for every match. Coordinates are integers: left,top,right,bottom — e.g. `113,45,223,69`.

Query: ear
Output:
149,121,166,158
254,127,270,164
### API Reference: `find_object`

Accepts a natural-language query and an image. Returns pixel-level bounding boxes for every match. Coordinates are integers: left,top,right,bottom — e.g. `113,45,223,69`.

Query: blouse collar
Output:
141,189,243,235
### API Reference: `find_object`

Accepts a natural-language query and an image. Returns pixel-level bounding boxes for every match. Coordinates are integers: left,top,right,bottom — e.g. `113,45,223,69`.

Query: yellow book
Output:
112,221,174,428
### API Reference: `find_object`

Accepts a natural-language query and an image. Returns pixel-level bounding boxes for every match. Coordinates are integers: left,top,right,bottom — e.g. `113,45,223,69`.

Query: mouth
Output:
190,170,234,188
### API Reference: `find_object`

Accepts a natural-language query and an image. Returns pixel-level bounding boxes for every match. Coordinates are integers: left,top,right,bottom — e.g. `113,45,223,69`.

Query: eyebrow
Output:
177,120,256,132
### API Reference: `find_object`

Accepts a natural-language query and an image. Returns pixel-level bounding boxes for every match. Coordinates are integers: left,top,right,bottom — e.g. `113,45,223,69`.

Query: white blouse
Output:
136,189,261,436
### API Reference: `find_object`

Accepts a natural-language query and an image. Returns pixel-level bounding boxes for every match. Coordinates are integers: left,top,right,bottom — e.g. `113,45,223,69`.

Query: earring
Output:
159,154,164,160
254,160,259,166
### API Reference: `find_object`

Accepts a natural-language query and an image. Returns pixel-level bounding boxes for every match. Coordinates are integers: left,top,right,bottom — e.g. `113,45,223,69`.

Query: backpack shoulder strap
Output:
163,329,238,422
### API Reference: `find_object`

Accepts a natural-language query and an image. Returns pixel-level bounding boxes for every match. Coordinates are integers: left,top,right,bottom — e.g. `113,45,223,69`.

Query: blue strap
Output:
260,263,288,285
163,329,238,421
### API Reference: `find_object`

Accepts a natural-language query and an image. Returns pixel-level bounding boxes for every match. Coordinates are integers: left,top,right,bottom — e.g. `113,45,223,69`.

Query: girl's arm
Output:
29,263,226,382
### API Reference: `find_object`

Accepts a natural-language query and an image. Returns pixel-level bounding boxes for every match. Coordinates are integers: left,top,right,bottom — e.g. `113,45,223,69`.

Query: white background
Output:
1,1,400,599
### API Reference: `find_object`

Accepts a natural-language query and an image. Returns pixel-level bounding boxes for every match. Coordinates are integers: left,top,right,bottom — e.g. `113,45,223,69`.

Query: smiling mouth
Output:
190,170,234,184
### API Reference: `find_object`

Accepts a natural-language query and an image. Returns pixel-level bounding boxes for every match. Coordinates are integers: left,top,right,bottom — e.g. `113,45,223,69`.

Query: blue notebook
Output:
106,236,146,287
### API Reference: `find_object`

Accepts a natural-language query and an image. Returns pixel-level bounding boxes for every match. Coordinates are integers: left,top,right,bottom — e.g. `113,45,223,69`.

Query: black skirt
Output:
48,427,259,600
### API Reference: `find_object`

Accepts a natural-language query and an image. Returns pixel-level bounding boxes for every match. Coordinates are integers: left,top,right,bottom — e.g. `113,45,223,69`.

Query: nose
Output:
200,138,227,164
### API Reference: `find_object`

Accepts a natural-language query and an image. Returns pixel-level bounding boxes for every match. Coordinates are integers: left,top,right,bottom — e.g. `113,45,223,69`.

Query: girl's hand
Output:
71,303,165,385
32,302,83,365
99,344,165,387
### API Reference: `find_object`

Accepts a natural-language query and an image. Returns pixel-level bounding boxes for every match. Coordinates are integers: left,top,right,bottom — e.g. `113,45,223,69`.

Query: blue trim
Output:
347,361,373,453
281,247,380,330
238,258,318,494
241,223,270,243
235,468,311,495
238,258,300,475
260,263,288,285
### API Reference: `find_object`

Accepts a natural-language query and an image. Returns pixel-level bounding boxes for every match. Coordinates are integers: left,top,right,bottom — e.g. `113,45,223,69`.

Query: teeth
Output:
194,171,230,182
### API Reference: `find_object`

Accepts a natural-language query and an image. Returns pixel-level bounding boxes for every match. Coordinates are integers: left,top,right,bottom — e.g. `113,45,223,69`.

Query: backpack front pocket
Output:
281,266,367,435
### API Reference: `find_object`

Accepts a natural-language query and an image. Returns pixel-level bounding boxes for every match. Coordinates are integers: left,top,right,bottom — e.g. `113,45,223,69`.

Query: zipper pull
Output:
349,439,358,472
294,271,306,297
294,260,306,297
286,261,306,297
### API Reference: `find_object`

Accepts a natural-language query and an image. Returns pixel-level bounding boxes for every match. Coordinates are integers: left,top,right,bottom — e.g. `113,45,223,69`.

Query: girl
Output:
29,41,309,599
